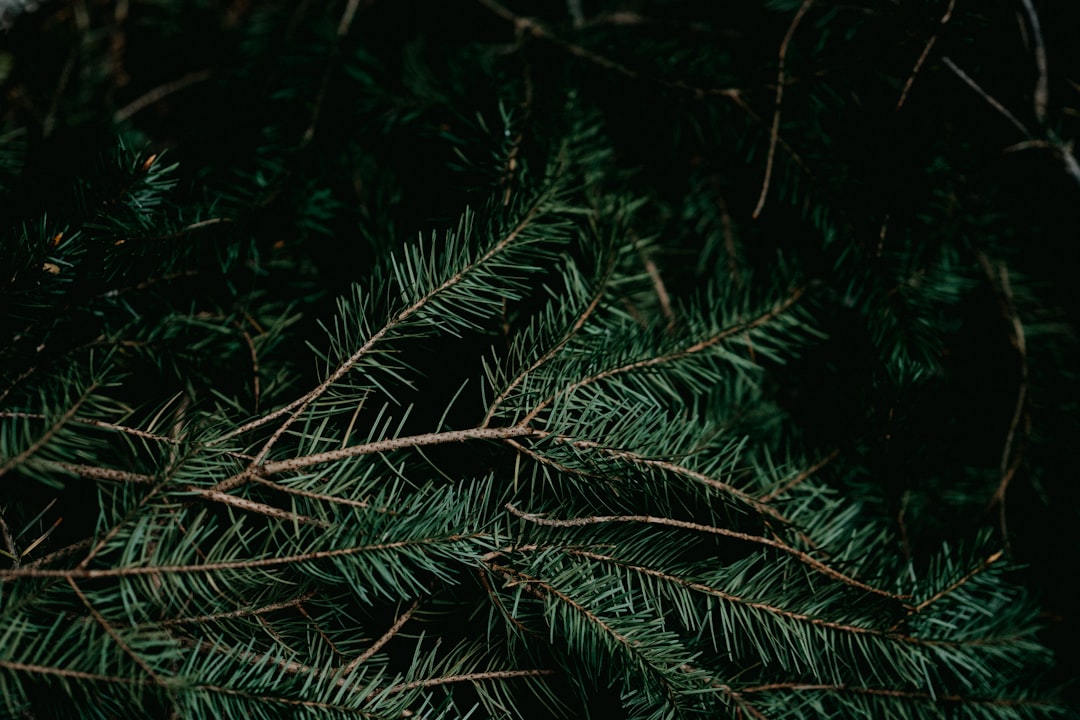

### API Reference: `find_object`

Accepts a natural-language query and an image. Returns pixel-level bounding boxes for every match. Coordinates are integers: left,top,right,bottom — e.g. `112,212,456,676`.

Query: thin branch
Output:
190,487,330,527
567,549,885,639
758,449,839,502
533,431,800,532
489,560,686,708
114,69,214,122
386,668,556,694
34,461,154,484
752,0,814,219
258,426,535,476
0,533,485,580
0,658,144,686
0,382,98,480
739,682,1055,709
476,0,741,101
643,255,675,329
249,475,384,512
942,57,1031,137
914,550,1004,614
482,277,608,427
978,255,1029,551
522,286,806,425
0,412,181,445
1018,0,1049,123
507,505,909,603
0,512,19,568
67,577,167,687
341,598,421,674
156,591,317,627
212,184,552,458
896,0,955,110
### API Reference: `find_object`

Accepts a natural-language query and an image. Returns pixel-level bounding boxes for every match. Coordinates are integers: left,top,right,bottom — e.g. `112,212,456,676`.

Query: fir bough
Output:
1,1,1077,718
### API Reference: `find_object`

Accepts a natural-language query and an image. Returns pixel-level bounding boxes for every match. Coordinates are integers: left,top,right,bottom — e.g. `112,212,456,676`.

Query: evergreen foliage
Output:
1,1,1078,718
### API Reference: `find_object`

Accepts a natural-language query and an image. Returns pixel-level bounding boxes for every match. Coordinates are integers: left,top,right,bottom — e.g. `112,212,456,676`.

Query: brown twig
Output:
896,0,955,110
977,255,1028,551
156,591,317,627
507,504,909,602
341,598,421,674
0,382,98,480
0,533,485,580
386,668,556,694
942,57,1031,137
521,286,806,425
258,425,535,476
212,184,554,467
758,449,839,502
1018,0,1049,123
114,69,214,123
67,577,167,686
752,0,814,219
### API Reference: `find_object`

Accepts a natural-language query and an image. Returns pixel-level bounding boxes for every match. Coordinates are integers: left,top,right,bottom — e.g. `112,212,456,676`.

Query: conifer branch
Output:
190,487,330,527
911,550,1005,615
740,682,1055,709
522,286,806,424
482,281,608,427
565,549,884,639
531,431,809,538
156,591,318,627
0,382,97,479
487,561,684,711
0,533,486,580
214,187,554,459
249,475,385,512
67,576,168,687
0,659,145,686
507,505,908,602
0,413,181,445
341,598,421,674
260,425,535,475
35,460,155,484
385,668,557,694
758,449,839,502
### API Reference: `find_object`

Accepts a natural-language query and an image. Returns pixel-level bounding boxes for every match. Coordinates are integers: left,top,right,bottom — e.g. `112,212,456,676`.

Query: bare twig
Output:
1018,0,1049,123
753,0,814,219
942,57,1031,137
114,70,214,122
896,0,955,110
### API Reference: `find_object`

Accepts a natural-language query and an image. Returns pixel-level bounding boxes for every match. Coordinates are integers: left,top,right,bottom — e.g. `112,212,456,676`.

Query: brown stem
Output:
507,505,909,603
896,0,955,110
522,287,806,425
0,533,485,580
752,0,814,219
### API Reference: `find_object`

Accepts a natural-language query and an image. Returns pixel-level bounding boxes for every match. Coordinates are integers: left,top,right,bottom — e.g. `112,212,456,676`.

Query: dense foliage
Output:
1,1,1078,717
